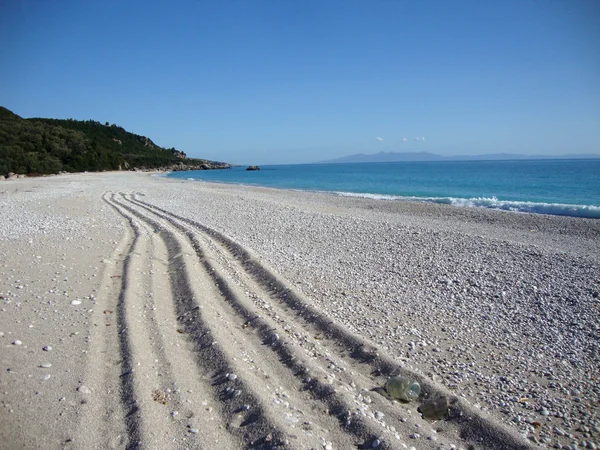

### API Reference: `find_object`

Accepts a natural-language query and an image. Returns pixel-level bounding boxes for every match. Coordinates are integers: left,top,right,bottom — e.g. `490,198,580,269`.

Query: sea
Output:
167,159,600,219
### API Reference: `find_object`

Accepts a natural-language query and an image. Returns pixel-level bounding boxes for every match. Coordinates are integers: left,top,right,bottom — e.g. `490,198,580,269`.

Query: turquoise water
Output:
167,160,600,218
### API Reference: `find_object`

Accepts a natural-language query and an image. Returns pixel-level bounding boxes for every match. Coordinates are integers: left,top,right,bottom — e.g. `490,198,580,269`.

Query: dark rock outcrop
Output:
246,165,260,171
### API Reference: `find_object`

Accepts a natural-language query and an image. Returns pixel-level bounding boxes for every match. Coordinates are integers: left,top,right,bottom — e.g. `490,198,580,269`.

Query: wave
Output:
172,176,599,219
335,192,600,219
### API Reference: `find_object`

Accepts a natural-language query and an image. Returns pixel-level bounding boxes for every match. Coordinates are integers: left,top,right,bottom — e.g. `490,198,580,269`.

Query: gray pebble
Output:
77,385,91,394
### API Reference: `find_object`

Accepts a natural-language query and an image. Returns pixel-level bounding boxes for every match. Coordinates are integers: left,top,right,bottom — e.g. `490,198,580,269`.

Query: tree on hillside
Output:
0,106,230,175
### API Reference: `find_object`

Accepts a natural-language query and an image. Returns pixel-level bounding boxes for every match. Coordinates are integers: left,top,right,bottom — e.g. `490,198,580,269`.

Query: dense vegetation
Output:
0,106,229,175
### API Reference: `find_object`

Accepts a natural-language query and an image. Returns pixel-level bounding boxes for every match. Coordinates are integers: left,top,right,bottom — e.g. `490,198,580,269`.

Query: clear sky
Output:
1,0,599,165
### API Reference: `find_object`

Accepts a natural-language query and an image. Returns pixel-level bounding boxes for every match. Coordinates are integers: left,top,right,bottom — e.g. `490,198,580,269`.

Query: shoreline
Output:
165,160,600,220
1,172,598,449
167,175,600,260
171,176,600,220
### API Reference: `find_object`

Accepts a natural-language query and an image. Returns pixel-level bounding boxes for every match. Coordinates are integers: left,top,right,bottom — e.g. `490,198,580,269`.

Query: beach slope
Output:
0,172,597,449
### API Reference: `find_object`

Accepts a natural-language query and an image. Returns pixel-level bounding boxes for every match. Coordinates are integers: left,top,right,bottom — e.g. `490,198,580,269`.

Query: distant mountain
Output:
319,151,600,164
320,151,441,163
0,106,231,176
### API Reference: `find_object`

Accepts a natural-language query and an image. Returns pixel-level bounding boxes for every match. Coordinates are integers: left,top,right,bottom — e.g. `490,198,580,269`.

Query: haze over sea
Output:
168,159,600,219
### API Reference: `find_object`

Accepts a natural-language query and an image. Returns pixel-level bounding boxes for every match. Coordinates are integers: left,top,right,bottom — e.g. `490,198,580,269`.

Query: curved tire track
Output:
104,193,284,449
111,193,367,449
77,191,534,449
127,193,534,450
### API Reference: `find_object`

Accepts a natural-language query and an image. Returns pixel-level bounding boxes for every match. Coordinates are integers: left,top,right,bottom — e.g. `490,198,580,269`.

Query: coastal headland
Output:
0,172,598,449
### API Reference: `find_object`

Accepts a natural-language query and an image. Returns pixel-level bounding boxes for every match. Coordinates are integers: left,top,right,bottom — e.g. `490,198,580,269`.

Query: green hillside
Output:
0,106,230,175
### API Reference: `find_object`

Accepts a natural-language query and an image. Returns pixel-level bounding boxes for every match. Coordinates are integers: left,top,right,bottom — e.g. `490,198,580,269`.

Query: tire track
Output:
119,195,400,448
121,193,535,450
107,193,194,449
105,193,286,449
140,208,244,450
111,193,366,449
75,194,141,449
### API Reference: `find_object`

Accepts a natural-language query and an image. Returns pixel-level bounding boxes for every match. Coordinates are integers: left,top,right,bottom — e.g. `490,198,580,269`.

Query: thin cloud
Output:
413,137,426,142
402,138,408,142
375,137,384,142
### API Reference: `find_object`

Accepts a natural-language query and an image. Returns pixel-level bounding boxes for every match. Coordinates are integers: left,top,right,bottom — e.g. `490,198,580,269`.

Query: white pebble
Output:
13,340,22,346
71,300,82,306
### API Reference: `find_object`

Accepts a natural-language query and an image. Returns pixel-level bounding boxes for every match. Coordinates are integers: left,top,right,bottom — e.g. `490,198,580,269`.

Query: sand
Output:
0,172,598,450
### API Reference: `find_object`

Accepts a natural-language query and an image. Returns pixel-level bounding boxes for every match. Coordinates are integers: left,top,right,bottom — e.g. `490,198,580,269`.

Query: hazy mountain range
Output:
319,151,600,164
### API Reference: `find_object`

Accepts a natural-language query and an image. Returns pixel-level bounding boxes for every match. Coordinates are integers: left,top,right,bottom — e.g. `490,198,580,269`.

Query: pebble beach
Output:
0,171,598,449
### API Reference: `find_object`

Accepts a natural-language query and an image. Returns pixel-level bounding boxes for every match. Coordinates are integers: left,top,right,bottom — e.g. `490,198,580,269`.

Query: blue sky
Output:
1,0,599,165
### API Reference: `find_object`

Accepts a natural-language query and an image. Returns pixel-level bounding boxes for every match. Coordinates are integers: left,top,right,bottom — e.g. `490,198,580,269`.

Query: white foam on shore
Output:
444,196,600,218
335,192,600,219
176,175,600,219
